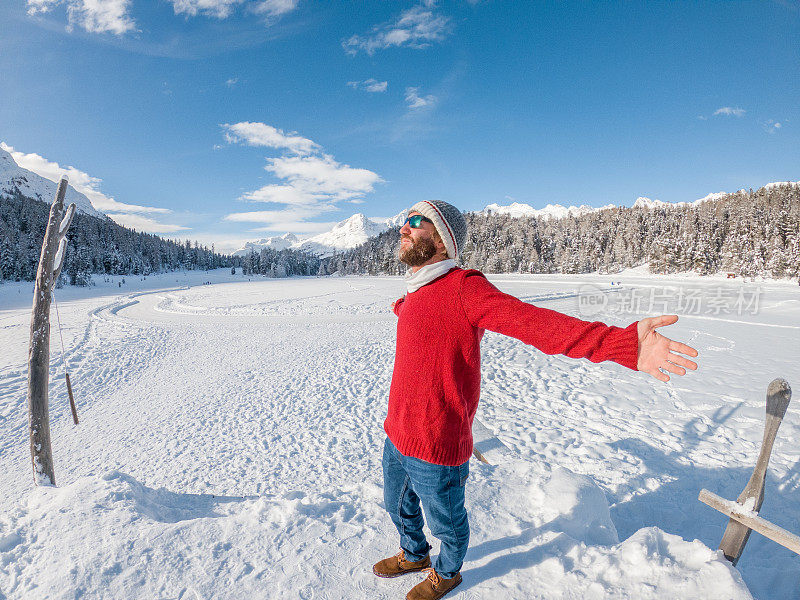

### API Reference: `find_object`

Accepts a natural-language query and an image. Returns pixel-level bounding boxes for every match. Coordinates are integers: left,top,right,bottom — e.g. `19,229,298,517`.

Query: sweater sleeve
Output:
459,271,639,370
393,296,405,317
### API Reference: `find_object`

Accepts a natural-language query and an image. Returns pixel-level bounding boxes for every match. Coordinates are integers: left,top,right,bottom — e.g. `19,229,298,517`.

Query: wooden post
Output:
716,378,792,564
699,489,800,557
27,177,76,486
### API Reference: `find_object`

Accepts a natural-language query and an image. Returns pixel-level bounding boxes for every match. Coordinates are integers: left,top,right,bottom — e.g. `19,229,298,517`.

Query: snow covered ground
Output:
1,269,799,599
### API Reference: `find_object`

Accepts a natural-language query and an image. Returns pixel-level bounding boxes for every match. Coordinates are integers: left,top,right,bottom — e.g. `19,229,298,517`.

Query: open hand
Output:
636,315,699,382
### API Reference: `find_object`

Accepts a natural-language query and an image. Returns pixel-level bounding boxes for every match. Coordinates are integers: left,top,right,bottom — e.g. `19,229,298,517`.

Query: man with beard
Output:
373,200,699,600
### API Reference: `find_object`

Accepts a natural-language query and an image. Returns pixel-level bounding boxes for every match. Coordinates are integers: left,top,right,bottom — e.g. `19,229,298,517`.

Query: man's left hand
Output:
636,315,699,382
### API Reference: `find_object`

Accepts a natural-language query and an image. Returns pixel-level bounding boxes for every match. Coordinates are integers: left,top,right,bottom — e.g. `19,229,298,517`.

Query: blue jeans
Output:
382,437,470,579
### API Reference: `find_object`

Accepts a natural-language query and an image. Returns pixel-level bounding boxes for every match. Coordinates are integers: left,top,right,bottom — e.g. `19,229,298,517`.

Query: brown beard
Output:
399,234,438,266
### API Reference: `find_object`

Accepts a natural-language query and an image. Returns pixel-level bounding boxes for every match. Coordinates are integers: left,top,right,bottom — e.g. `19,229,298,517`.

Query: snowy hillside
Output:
234,210,407,257
1,270,799,598
0,147,106,219
482,201,615,219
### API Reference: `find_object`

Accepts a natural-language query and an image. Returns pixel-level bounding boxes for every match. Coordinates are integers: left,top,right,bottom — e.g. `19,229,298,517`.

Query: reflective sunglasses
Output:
402,214,434,229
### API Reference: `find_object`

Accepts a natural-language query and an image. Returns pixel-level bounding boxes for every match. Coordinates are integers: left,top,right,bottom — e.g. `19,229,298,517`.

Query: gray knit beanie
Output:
409,200,467,261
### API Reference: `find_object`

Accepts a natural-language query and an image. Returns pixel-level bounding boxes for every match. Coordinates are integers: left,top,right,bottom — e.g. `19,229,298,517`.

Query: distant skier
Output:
372,200,699,600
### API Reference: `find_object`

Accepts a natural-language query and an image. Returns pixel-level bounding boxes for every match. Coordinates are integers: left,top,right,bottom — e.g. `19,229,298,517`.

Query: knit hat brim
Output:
410,200,459,260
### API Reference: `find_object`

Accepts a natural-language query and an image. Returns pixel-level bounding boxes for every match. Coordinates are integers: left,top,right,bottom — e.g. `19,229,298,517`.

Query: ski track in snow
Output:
0,271,798,599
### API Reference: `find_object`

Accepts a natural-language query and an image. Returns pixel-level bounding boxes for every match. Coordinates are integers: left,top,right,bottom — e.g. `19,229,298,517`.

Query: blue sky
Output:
1,0,798,252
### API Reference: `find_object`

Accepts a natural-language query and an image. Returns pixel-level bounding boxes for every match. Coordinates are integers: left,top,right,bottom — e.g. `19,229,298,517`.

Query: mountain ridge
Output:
0,148,106,219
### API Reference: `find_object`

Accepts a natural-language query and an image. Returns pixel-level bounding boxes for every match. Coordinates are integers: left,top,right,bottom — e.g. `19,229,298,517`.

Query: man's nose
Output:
400,222,411,235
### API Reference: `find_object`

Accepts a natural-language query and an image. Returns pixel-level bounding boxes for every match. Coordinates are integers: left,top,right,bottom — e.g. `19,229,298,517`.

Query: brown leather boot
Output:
373,550,431,578
406,569,462,600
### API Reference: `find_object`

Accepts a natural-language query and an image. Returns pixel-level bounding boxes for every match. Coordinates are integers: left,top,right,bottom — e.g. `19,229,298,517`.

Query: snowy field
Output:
1,268,799,599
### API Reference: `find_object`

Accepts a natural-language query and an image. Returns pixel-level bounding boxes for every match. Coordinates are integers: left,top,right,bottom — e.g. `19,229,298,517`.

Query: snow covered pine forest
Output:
3,143,800,285
1,177,800,599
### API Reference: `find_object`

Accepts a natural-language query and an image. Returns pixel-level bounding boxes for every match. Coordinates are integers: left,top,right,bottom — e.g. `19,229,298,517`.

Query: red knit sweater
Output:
384,268,640,466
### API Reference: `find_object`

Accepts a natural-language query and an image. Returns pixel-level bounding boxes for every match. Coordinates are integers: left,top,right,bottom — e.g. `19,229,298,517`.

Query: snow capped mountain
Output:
483,202,614,219
296,213,389,256
0,148,106,219
484,185,785,217
234,209,408,258
632,197,673,209
233,233,299,257
383,210,409,229
693,191,731,203
632,193,731,210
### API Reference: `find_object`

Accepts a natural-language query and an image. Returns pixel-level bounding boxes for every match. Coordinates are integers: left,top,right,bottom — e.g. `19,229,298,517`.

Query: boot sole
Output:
373,564,431,578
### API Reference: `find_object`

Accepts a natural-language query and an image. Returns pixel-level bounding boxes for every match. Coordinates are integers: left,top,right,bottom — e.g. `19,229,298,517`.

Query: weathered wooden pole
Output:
716,378,792,564
699,488,800,557
27,176,76,486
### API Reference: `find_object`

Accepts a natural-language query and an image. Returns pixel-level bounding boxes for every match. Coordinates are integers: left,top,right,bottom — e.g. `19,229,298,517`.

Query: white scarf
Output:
405,259,456,294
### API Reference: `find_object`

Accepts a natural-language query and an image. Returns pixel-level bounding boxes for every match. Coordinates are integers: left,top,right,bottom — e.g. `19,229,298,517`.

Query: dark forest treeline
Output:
0,191,324,285
327,184,800,280
0,191,233,285
3,183,799,286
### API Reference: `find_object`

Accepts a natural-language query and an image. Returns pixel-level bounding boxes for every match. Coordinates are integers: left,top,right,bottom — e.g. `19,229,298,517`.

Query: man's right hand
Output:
636,315,699,382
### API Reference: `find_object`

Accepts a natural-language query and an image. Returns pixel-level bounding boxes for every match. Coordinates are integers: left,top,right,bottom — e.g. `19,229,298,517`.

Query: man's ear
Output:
432,230,447,256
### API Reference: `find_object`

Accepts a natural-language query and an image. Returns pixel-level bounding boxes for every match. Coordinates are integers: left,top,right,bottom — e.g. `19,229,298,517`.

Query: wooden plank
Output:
699,489,800,557
717,378,791,564
472,418,513,465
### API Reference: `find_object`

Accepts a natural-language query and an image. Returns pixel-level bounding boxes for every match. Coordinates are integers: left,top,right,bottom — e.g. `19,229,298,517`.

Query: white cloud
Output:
240,184,322,205
226,154,381,229
404,86,436,109
226,77,239,87
223,122,319,155
224,207,320,223
764,119,783,134
168,0,297,20
0,142,170,215
266,154,382,200
107,213,189,233
26,0,54,14
223,206,338,233
27,0,136,34
343,3,450,55
27,0,296,33
713,106,746,117
253,0,298,18
69,0,135,33
222,125,383,233
170,0,241,18
347,79,388,93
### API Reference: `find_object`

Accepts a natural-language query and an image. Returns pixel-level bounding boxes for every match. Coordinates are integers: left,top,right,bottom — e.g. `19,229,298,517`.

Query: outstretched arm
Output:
636,314,698,382
461,272,700,379
461,272,640,369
